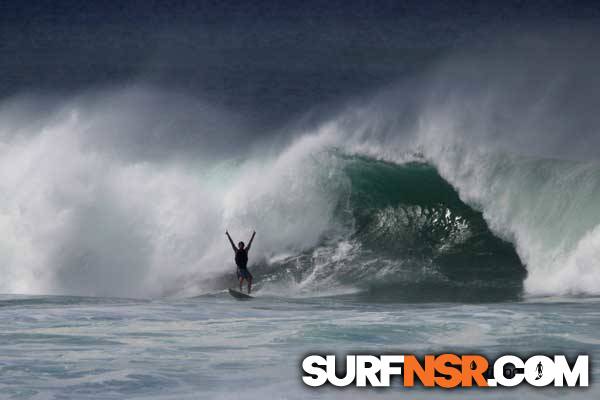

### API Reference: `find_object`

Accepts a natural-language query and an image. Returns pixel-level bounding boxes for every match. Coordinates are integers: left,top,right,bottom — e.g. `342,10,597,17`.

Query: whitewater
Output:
1,85,598,299
1,43,600,398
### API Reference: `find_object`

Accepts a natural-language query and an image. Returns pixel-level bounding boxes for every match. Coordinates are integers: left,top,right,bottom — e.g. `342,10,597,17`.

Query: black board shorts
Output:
237,268,253,280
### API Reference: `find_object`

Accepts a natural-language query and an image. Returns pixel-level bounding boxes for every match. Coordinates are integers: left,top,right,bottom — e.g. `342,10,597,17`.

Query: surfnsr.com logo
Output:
302,354,589,388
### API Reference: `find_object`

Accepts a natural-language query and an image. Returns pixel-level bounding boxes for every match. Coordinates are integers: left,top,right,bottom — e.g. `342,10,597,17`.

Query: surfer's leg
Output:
247,272,253,294
237,268,243,291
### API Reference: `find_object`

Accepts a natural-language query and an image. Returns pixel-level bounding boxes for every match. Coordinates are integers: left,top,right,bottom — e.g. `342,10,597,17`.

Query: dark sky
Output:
1,0,599,126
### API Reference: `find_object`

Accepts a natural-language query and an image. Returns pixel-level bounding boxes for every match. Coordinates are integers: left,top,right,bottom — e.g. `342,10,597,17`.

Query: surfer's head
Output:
238,241,245,249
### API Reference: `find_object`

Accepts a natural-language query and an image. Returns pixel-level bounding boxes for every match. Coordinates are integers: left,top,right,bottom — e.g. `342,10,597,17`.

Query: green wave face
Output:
264,155,526,302
346,157,525,300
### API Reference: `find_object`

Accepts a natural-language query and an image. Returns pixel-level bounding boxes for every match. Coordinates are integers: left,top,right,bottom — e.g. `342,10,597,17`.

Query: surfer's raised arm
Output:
225,230,237,252
246,231,256,252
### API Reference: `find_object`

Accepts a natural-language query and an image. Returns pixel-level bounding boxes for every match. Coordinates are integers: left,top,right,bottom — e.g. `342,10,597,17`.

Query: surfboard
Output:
228,288,253,299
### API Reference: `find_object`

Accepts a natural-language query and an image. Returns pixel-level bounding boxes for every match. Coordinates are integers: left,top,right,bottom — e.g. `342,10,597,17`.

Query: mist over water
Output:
1,30,599,299
4,5,600,399
0,90,344,297
333,38,600,296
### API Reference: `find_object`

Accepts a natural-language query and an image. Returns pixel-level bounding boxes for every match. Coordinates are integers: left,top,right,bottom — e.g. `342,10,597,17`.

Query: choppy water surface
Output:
0,293,598,399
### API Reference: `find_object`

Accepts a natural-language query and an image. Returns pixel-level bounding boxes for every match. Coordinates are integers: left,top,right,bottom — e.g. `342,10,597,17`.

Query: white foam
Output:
0,90,347,297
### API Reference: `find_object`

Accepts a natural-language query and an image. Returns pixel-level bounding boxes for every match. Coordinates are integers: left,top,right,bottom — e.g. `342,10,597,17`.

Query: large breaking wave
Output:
256,155,525,302
1,38,600,300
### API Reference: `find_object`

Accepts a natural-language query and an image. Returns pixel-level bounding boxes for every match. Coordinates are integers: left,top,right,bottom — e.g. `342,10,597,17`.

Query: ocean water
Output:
2,23,600,399
1,293,598,399
2,87,600,398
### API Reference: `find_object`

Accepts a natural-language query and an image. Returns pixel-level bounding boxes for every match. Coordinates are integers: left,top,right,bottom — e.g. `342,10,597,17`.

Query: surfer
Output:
226,230,256,294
